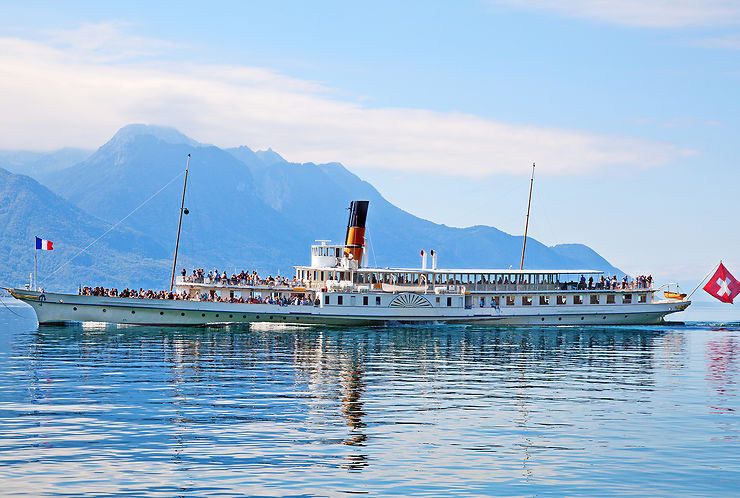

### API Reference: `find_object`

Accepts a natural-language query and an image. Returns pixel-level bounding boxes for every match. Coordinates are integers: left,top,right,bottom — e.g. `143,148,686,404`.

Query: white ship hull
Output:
10,289,689,327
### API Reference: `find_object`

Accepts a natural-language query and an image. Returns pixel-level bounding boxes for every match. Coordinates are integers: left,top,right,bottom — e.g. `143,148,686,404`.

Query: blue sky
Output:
1,0,738,283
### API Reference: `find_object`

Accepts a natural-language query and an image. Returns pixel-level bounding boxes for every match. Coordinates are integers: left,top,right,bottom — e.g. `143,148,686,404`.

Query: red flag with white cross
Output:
703,262,740,304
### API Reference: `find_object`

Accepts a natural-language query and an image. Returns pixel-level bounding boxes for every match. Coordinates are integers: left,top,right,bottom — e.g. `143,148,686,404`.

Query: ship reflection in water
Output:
0,314,738,495
339,361,368,469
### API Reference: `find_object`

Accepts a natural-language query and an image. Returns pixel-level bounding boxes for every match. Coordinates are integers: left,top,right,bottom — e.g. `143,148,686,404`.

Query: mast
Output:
170,154,190,293
520,162,535,271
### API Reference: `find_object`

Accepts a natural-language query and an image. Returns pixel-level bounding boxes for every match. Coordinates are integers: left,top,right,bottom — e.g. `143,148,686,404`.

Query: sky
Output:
0,0,738,284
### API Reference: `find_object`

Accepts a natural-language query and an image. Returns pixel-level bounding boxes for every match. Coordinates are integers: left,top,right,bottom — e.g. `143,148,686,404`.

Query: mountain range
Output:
0,124,621,291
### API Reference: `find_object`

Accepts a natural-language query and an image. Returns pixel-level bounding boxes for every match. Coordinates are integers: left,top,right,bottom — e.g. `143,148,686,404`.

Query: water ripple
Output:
0,310,738,496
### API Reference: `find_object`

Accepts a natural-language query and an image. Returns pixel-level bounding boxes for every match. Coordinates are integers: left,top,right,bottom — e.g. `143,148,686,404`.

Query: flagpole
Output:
687,260,721,300
170,154,190,293
520,163,535,270
34,244,37,291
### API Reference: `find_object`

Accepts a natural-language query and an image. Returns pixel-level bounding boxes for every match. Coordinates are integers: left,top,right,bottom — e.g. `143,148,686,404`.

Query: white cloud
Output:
0,25,691,177
492,0,740,28
43,22,176,62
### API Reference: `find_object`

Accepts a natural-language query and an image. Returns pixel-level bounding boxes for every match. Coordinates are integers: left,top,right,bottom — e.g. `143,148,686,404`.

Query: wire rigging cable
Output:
365,227,378,268
687,261,721,300
40,170,186,285
0,296,25,317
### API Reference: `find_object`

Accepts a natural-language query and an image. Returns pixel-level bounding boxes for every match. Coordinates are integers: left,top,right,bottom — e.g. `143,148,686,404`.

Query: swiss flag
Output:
703,263,740,304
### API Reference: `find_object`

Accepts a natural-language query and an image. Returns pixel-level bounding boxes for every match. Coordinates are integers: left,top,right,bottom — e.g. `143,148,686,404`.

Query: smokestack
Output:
431,249,437,270
421,250,427,270
344,201,369,266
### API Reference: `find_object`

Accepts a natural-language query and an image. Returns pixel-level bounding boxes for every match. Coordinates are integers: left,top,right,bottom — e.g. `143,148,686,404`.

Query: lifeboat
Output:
664,291,687,300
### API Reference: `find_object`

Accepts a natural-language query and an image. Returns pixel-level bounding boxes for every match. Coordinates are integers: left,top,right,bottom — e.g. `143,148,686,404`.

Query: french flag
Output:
35,237,53,250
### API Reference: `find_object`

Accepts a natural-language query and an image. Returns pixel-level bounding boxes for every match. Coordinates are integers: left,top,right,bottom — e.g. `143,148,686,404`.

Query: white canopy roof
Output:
296,265,604,275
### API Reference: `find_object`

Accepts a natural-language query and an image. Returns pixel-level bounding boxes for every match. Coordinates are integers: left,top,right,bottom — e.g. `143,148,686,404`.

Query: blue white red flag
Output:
35,237,53,250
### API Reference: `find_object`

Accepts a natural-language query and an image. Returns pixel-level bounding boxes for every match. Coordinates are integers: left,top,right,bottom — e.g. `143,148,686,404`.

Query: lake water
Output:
0,299,738,496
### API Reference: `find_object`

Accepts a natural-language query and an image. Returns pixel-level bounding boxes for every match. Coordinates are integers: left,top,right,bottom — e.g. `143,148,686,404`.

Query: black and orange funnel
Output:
343,200,369,265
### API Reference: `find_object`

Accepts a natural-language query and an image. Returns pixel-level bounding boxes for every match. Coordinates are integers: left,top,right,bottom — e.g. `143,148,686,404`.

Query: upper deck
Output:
293,263,645,294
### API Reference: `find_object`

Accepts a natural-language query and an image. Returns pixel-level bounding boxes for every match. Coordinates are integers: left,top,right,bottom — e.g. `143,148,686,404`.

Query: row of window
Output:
311,246,343,257
325,295,461,307
352,272,558,286
325,295,383,306
298,269,564,286
482,293,646,307
303,270,350,281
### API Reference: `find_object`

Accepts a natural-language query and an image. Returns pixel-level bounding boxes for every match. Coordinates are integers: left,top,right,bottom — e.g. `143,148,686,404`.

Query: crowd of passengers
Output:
198,294,318,306
80,286,186,299
78,285,317,306
181,268,297,287
571,274,652,290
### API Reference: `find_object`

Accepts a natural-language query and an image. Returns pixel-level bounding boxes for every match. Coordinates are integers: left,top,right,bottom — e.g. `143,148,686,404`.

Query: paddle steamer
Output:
9,200,690,326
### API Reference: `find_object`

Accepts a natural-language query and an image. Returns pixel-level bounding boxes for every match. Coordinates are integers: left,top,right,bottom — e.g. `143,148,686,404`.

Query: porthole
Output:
541,317,545,321
282,316,286,320
215,314,219,318
160,311,164,315
181,312,185,316
558,317,562,321
581,317,584,320
242,315,246,319
603,316,607,320
229,314,233,318
102,309,106,312
73,307,77,311
131,310,135,314
269,316,273,320
202,313,206,317
624,315,628,318
256,315,260,319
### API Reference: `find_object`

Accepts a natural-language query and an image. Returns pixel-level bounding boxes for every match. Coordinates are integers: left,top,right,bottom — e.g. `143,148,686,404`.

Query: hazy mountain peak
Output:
255,148,287,166
231,145,256,154
107,124,200,148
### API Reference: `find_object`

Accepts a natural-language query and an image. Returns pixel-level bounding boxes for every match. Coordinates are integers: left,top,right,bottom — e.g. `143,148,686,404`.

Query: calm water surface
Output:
0,300,738,496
